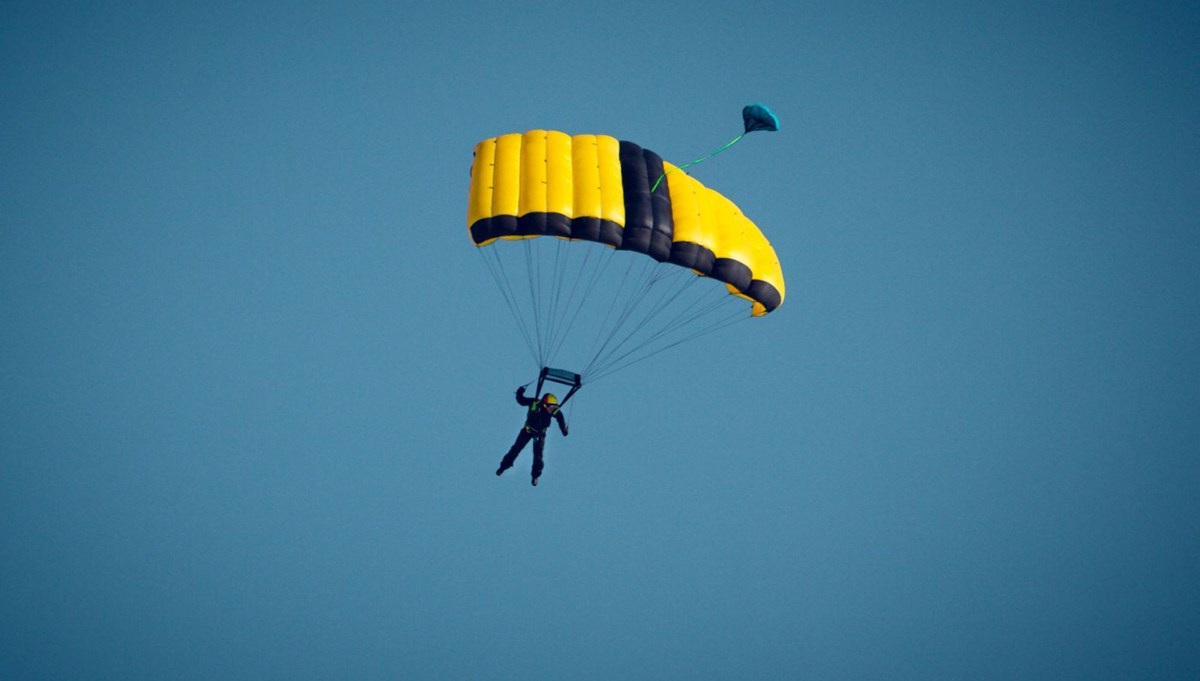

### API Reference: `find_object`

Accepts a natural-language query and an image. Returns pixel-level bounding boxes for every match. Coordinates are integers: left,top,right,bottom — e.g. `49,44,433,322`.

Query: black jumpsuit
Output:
497,387,568,482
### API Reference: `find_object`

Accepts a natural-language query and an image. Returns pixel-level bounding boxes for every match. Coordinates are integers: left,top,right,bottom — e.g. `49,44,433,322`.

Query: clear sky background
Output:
3,1,1198,679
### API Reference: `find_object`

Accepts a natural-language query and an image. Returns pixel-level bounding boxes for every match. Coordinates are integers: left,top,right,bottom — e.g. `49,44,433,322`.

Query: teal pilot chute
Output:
650,103,780,193
742,103,780,133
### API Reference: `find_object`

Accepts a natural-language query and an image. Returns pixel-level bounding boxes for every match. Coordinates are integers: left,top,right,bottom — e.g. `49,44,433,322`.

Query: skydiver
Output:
495,386,568,486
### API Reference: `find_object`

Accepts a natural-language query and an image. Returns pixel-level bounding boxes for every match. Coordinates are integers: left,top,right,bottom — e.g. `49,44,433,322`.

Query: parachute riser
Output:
535,366,583,406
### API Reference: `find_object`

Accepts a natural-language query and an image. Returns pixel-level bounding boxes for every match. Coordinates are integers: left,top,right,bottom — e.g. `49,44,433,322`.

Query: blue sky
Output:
2,1,1198,679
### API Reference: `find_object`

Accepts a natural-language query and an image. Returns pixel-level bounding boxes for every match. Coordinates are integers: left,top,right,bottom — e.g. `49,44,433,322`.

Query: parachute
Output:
467,107,784,392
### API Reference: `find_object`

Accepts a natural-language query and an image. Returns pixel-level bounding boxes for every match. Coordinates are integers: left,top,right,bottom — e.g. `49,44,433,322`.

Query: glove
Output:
561,427,569,437
516,386,526,396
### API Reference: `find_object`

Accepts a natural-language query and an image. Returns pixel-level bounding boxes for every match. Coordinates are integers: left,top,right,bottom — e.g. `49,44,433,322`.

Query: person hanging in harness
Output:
495,386,569,486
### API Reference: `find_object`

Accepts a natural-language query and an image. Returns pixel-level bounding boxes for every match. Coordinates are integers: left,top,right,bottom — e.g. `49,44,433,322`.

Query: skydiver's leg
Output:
497,429,531,475
531,436,545,482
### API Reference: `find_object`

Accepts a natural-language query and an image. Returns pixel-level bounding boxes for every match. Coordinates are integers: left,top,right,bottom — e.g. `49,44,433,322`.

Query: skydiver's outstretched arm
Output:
555,410,568,436
515,385,535,407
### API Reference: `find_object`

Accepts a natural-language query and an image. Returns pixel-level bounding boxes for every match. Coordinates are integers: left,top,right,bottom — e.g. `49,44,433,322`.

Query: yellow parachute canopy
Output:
467,130,784,316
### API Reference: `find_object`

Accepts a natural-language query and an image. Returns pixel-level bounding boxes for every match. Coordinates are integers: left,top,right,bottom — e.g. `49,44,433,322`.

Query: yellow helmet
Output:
542,393,559,405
